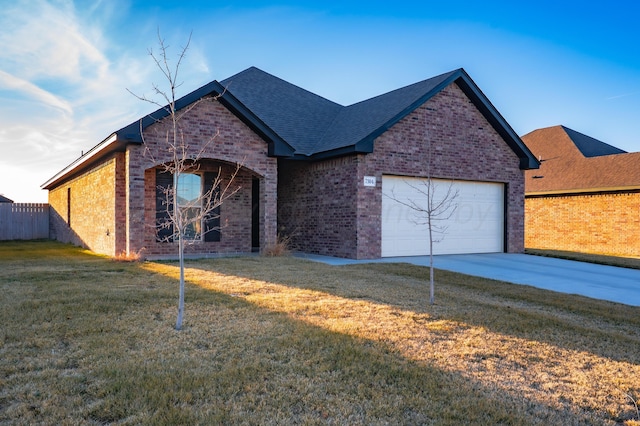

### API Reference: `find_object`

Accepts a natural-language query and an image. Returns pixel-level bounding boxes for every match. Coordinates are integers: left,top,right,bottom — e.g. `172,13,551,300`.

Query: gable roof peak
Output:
220,66,537,168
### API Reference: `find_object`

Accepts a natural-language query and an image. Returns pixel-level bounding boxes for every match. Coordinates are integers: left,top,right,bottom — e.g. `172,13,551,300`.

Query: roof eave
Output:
293,142,373,161
526,185,640,196
353,68,539,170
453,70,540,170
117,79,296,157
361,71,462,149
114,80,228,142
44,78,297,191
41,133,128,190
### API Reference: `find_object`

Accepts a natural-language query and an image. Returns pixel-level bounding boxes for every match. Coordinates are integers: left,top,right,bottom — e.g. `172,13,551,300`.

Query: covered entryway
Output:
381,175,504,256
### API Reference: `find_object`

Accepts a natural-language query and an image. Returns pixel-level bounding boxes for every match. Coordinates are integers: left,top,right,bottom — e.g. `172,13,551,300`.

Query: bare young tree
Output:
130,31,241,330
385,127,458,305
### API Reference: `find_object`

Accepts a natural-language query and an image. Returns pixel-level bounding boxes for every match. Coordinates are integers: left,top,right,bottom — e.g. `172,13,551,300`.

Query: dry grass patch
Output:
164,257,640,424
262,233,293,257
2,241,639,425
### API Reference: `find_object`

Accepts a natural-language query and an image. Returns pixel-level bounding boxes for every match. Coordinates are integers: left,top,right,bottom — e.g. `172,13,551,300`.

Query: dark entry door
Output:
251,177,260,251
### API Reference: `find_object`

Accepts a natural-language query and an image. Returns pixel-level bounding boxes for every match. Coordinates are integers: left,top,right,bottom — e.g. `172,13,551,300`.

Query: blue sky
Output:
1,0,639,202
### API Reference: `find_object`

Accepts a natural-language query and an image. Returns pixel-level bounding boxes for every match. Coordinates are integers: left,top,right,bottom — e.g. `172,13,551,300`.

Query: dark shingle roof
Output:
312,71,457,156
221,67,537,168
221,67,343,155
45,65,538,190
562,126,627,157
0,194,13,203
222,67,459,157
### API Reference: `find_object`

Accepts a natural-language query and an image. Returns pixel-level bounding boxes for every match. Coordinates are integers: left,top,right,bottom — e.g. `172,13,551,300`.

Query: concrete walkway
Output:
294,252,640,307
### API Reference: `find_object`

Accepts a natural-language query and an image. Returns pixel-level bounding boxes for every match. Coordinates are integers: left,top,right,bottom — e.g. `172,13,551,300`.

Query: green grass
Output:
1,240,639,425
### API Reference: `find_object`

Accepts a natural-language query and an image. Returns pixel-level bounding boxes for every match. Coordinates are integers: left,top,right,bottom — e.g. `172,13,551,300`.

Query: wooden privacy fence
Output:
0,203,50,240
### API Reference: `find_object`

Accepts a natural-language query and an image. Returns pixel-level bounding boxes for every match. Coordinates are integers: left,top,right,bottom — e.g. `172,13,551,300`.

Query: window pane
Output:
182,206,202,239
177,173,201,205
177,173,202,240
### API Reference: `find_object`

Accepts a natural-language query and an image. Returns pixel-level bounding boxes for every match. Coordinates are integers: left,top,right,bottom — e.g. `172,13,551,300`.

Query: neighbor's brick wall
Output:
525,192,640,257
133,95,278,258
49,153,124,256
279,83,526,259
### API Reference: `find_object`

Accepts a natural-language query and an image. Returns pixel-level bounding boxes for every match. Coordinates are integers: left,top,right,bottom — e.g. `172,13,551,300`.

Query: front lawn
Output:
1,241,639,425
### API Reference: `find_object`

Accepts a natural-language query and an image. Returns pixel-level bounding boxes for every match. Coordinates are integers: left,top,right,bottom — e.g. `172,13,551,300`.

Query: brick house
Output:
42,67,538,259
523,125,640,257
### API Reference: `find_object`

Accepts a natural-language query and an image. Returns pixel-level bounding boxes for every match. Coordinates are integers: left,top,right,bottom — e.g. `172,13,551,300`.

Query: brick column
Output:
262,168,278,249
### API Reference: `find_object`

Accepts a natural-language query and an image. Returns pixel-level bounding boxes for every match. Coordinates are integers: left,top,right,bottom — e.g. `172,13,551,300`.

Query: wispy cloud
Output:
0,0,153,201
0,0,108,82
605,91,640,101
0,70,73,115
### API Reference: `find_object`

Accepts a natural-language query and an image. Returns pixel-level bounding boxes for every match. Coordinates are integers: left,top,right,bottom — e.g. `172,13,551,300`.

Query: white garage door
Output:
381,176,504,256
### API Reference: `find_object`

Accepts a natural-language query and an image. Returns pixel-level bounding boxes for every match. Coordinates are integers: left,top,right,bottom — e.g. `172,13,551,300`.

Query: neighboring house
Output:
523,125,640,257
42,67,538,259
0,195,13,203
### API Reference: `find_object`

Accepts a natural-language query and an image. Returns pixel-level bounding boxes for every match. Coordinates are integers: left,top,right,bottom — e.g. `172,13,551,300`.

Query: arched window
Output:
156,169,220,243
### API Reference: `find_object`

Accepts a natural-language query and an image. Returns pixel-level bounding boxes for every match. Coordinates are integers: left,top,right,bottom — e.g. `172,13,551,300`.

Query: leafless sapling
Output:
129,31,241,330
384,127,458,305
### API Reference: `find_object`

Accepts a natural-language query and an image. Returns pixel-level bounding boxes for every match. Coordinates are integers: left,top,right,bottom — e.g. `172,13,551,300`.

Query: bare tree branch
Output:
129,31,242,330
383,126,458,305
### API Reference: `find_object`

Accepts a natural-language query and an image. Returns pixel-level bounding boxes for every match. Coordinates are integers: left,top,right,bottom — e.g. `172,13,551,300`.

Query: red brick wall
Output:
278,157,359,258
362,83,525,258
49,96,277,259
142,164,255,258
279,83,525,259
525,192,640,257
134,96,278,258
50,84,526,260
49,153,124,256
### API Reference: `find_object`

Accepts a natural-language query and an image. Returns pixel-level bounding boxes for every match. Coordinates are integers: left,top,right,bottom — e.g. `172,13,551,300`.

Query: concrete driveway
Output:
296,252,640,307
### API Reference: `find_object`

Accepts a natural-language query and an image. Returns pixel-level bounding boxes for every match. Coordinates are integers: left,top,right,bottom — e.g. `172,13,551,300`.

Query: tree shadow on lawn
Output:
181,256,640,367
1,241,629,425
141,259,640,424
104,265,605,425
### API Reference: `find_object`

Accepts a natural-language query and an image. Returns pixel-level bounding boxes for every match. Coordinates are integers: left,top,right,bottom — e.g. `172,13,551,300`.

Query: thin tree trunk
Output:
175,170,185,331
132,32,240,331
176,235,185,330
429,224,435,305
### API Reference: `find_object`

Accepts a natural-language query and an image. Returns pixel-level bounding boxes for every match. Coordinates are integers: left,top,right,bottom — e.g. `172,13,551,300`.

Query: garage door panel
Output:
381,176,504,256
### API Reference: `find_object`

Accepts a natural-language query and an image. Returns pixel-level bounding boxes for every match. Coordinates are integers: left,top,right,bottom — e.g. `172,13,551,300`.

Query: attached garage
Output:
381,175,505,256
